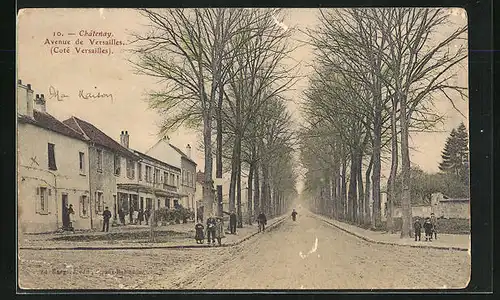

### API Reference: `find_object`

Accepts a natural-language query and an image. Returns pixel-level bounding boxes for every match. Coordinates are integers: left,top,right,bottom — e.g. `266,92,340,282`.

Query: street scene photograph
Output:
16,7,470,290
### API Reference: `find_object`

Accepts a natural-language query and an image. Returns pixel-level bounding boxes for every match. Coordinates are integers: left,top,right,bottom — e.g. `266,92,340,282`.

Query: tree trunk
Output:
216,88,224,217
348,152,358,223
341,159,347,220
357,154,364,225
247,163,254,225
236,158,243,228
261,164,269,216
203,114,214,216
371,114,382,229
386,98,399,233
254,160,260,215
400,95,413,238
228,141,239,213
364,155,373,226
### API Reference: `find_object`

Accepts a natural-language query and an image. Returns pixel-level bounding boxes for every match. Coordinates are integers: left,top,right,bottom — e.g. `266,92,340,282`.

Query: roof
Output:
169,143,197,166
63,116,138,160
133,150,181,172
18,110,87,141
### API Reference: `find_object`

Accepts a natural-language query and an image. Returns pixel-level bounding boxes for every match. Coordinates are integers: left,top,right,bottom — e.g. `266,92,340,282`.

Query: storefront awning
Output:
117,183,186,198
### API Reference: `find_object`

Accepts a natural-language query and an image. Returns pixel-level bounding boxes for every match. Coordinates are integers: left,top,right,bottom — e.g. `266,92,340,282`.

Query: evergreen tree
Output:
439,122,469,184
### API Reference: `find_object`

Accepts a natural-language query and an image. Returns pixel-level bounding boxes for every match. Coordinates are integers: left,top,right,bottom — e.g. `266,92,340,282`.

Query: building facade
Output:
18,81,91,233
62,118,141,229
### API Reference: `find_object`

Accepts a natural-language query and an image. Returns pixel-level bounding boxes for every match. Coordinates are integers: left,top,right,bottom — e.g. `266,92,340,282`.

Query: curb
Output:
19,216,287,251
313,214,468,252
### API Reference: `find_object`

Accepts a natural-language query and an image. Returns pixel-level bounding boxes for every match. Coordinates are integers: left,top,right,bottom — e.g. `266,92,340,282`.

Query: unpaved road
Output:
18,213,470,290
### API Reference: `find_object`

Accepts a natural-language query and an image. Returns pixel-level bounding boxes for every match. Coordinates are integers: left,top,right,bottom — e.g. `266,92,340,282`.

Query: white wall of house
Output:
18,122,91,233
146,137,182,169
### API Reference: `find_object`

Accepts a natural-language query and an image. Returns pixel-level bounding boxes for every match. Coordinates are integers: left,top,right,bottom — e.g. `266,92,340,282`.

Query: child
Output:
195,222,205,244
423,217,433,241
413,218,422,241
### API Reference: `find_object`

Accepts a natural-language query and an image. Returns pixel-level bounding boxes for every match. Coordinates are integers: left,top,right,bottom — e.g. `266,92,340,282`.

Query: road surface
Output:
18,212,470,290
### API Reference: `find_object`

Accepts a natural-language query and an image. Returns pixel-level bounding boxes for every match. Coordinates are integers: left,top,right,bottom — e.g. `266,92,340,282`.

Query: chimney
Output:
186,144,192,159
17,80,34,117
34,94,47,113
120,131,129,148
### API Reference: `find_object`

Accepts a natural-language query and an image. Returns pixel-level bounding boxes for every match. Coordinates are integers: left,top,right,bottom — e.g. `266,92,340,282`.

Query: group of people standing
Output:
413,212,438,242
194,210,269,246
117,208,151,226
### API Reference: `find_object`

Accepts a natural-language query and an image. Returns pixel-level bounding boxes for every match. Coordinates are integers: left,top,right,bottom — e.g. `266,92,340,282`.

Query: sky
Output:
17,8,468,193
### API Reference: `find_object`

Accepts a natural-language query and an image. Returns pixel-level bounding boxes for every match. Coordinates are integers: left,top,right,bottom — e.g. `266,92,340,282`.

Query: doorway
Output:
61,194,69,228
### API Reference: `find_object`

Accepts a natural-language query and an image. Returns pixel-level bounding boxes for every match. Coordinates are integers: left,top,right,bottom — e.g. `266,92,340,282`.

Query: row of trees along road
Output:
129,8,299,226
299,8,467,238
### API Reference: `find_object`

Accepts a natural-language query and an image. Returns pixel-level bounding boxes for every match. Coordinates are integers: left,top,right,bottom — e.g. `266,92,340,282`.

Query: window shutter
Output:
35,187,40,213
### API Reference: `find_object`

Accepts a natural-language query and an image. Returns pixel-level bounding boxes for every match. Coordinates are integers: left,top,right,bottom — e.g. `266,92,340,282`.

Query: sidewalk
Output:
18,215,286,250
313,213,470,252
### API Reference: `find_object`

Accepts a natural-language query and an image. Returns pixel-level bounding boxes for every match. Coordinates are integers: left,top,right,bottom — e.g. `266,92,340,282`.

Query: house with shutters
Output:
62,118,141,229
17,80,92,233
145,136,197,211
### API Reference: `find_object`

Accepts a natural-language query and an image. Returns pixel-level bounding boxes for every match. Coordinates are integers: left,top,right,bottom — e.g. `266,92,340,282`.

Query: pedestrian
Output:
291,209,298,221
206,214,217,245
138,209,144,225
133,209,139,224
144,208,150,225
119,209,126,225
102,206,112,232
423,217,433,241
430,213,438,240
256,211,267,233
413,217,422,241
194,222,205,244
229,211,237,234
215,216,225,246
67,204,75,232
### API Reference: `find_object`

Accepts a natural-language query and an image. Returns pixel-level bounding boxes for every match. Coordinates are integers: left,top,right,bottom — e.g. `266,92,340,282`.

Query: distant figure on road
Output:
430,213,438,240
194,222,205,244
256,212,267,232
206,215,217,245
144,208,151,225
67,204,75,232
102,206,112,232
229,211,237,234
423,217,433,241
413,217,422,241
138,209,144,225
291,209,298,221
215,216,225,246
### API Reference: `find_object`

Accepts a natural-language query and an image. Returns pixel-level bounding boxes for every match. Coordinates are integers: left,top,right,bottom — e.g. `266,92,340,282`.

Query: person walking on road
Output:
413,217,422,241
194,222,205,244
206,215,217,245
229,211,237,234
215,216,225,246
423,217,433,241
430,213,438,240
102,206,112,232
291,209,298,221
256,211,267,233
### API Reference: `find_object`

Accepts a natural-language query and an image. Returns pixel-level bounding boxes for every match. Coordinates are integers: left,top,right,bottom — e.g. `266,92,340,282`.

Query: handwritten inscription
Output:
48,86,113,102
48,86,69,101
44,30,126,56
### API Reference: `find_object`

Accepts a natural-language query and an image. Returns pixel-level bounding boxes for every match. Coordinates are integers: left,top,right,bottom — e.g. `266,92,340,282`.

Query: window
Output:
97,149,103,172
176,175,179,187
126,159,135,179
80,195,89,217
79,152,85,173
187,171,191,187
154,169,160,184
138,163,142,181
48,143,57,170
182,169,186,185
36,187,49,214
95,191,104,214
170,174,175,186
163,172,168,184
114,154,120,175
146,198,152,210
165,198,170,209
174,199,179,208
145,166,152,182
191,173,195,187
157,199,160,208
